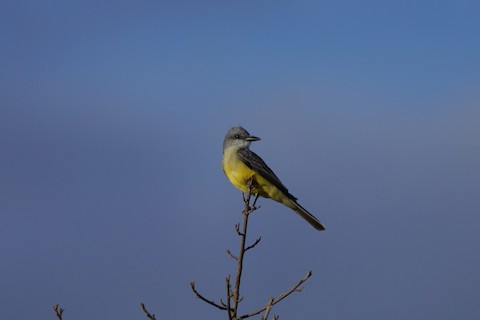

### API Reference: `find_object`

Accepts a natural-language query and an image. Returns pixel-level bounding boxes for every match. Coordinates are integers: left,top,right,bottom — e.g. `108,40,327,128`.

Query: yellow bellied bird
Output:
222,127,325,231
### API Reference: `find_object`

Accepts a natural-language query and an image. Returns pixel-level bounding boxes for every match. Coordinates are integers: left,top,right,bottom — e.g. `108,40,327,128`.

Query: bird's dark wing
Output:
237,148,296,200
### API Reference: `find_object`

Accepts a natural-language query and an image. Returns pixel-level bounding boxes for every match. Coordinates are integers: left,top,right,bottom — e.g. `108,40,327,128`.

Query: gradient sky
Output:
1,1,479,319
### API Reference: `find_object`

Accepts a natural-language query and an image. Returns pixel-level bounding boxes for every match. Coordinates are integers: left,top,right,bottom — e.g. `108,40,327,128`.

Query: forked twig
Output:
261,298,275,320
53,304,64,320
239,270,313,319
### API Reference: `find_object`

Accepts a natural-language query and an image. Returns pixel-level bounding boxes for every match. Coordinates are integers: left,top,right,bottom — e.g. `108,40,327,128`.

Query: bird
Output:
222,126,325,231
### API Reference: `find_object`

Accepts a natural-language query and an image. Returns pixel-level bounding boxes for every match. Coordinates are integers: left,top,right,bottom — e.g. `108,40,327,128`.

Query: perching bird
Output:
222,127,325,231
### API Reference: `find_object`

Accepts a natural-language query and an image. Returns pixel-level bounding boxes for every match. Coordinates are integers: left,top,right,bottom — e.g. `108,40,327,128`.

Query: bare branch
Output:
53,304,64,320
239,270,313,319
248,205,261,214
191,175,314,319
190,282,227,311
140,303,157,320
225,276,233,320
231,177,256,318
245,237,262,252
261,298,275,320
226,249,238,261
235,223,243,236
252,193,260,207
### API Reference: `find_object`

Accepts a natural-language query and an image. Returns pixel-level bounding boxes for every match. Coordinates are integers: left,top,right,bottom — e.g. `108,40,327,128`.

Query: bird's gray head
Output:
223,127,260,151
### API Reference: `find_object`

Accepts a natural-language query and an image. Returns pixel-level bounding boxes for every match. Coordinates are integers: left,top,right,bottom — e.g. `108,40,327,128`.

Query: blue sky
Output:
1,1,479,319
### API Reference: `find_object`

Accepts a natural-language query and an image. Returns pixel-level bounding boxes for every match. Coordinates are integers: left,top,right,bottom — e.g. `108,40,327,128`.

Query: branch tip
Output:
190,281,228,311
53,304,64,320
226,249,238,260
245,237,262,251
140,302,157,320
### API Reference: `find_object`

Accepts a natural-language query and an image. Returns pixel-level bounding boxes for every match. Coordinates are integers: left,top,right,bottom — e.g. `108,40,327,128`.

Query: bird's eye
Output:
234,134,240,139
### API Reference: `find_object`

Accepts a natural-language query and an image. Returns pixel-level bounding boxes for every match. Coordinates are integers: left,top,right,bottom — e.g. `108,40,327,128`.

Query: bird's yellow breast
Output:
222,147,286,203
222,147,255,193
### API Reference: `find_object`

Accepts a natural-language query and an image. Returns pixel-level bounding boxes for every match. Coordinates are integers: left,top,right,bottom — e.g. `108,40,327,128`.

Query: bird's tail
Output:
287,199,326,231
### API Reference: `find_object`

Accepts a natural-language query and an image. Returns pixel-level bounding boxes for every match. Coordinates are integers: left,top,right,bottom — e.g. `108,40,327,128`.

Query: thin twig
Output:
245,237,262,252
226,276,233,320
190,282,227,310
252,193,260,207
235,223,243,236
261,298,275,320
53,304,64,320
239,270,313,319
140,303,157,320
226,249,238,261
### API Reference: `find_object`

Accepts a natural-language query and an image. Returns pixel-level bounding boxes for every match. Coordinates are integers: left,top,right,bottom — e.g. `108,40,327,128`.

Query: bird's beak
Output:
246,135,260,142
